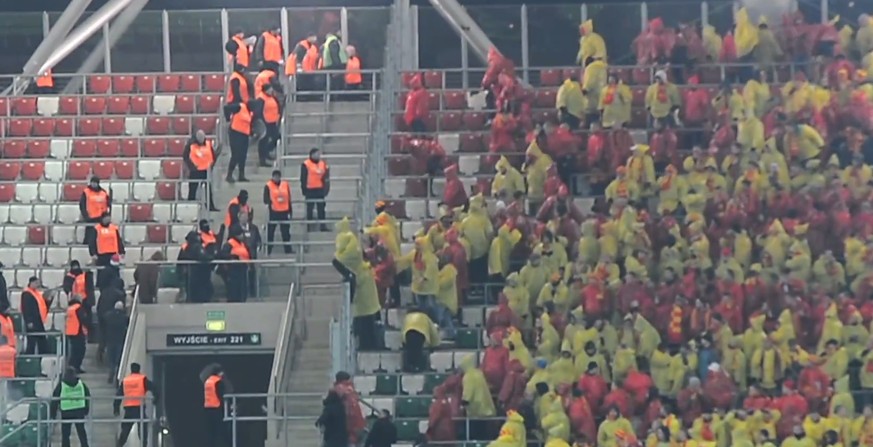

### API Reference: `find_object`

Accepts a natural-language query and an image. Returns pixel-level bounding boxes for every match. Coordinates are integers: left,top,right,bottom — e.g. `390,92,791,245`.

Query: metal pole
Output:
103,22,112,73
581,4,587,22
280,7,289,61
340,7,349,48
221,9,230,73
162,10,171,72
42,12,50,39
701,2,709,28
411,5,420,69
23,0,92,76
461,41,468,90
520,4,529,83
640,2,648,36
820,0,827,23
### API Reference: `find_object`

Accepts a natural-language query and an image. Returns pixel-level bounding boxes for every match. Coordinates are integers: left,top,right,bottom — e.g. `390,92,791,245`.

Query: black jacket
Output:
316,392,348,447
364,418,398,447
101,308,128,348
97,279,126,317
178,242,215,303
20,290,46,332
87,223,125,257
51,377,91,416
182,137,216,172
300,159,330,197
0,272,8,311
114,373,159,413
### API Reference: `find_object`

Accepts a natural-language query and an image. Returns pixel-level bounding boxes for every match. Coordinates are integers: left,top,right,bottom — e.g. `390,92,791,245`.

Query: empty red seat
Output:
198,95,221,113
405,179,428,197
96,139,120,157
426,92,440,110
113,75,135,93
179,75,201,92
166,138,186,157
459,133,484,152
161,160,183,179
72,140,98,158
156,182,176,200
9,118,32,137
193,116,216,134
630,109,647,128
67,161,91,180
203,74,225,92
401,72,416,88
119,139,139,157
32,118,55,136
440,112,462,131
58,97,79,115
63,183,86,201
88,75,111,93
114,161,135,179
535,90,556,108
27,140,50,158
21,161,45,180
83,97,106,115
0,98,7,116
423,113,437,132
540,69,561,87
28,226,47,245
172,117,190,135
143,138,166,157
92,161,114,179
102,118,124,136
78,118,101,136
443,90,466,110
157,75,180,92
107,96,130,114
0,162,20,180
147,117,170,135
562,68,579,82
388,157,410,176
55,118,74,136
12,98,37,116
130,96,149,114
147,224,167,243
175,95,196,114
135,75,156,93
3,141,26,158
424,71,443,89
0,185,14,202
463,112,487,131
129,204,154,222
631,87,646,107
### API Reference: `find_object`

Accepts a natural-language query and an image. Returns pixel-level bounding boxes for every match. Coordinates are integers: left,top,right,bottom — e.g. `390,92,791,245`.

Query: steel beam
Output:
22,0,92,77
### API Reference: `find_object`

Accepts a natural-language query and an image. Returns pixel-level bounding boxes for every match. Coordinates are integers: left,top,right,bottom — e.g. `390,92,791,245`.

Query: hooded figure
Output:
540,398,571,442
596,406,634,447
548,341,577,388
599,75,632,128
819,303,844,353
568,387,596,442
316,391,348,447
577,19,607,64
498,359,528,412
556,77,586,126
404,74,429,131
460,355,496,418
518,248,550,303
488,223,522,280
537,273,570,316
178,232,215,303
537,314,562,362
442,164,468,209
523,140,554,203
426,385,456,444
751,340,784,391
492,156,525,199
461,194,494,282
481,332,510,393
645,71,681,121
332,372,366,446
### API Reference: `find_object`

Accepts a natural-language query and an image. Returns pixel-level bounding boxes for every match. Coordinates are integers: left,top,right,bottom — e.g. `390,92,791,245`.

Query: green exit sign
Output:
206,311,226,332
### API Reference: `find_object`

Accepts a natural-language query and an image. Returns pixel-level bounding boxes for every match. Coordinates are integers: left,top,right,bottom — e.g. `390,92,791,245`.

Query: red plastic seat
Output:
96,139,120,157
71,140,97,158
129,204,154,222
459,133,484,152
58,97,79,115
203,74,225,92
135,75,156,93
0,185,14,202
157,75,180,92
630,109,647,128
631,87,646,107
130,96,149,114
0,162,21,181
92,161,114,179
443,90,466,110
423,113,437,132
424,71,443,89
405,179,428,197
143,138,166,157
462,112,487,131
102,118,124,136
171,117,190,135
388,157,410,176
3,141,26,158
32,118,55,136
28,226,47,245
119,139,139,157
88,75,111,94
426,92,440,110
193,116,216,134
401,72,416,88
540,69,561,87
67,161,92,180
27,140,50,158
562,68,579,82
114,161,135,179
55,118,74,136
161,160,183,179
112,75,135,94
0,98,7,116
440,112,462,131
106,96,130,114
8,119,32,137
396,91,408,109
166,138,186,157
78,118,100,136
179,75,201,92
147,117,170,135
83,97,106,115
12,98,37,116
147,224,167,243
63,183,86,201
175,95,196,114
156,182,176,200
535,90,556,108
197,95,221,113
21,161,44,180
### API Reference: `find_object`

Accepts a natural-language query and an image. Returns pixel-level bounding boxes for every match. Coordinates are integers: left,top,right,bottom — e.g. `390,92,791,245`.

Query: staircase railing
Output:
266,282,298,441
116,286,142,383
329,282,355,377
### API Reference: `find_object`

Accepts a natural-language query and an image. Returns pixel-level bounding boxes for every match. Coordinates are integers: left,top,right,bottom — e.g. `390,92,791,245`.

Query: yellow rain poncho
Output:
544,437,571,447
743,315,767,357
461,355,496,417
367,211,401,258
785,243,811,281
612,344,637,383
743,77,771,118
645,80,682,119
582,59,608,114
761,139,790,187
492,156,525,199
781,435,816,447
605,175,640,203
781,78,815,115
503,273,531,322
819,303,845,353
402,311,441,347
722,342,748,389
538,241,569,277
492,410,527,447
636,315,661,359
716,256,745,283
460,194,494,261
737,112,765,151
524,141,554,201
577,220,600,267
712,88,746,122
400,236,439,296
599,81,633,128
577,19,607,64
353,263,382,318
541,399,571,442
750,345,783,390
803,415,832,445
505,328,533,372
437,263,459,315
812,256,847,293
574,348,610,381
823,346,850,380
734,8,759,58
527,358,553,396
519,249,550,302
657,166,688,214
858,15,873,60
757,219,791,268
839,25,855,59
556,78,586,120
845,236,868,279
334,217,364,273
702,25,722,60
843,313,869,360
753,18,782,65
650,348,674,395
852,414,873,447
549,342,578,388
770,308,795,359
488,223,522,278
626,145,656,192
596,416,634,447
537,277,571,315
538,314,561,362
668,352,696,397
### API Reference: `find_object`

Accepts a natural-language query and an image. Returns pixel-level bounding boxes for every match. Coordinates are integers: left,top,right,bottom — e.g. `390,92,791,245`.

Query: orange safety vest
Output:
345,56,362,85
36,69,54,88
201,230,217,246
0,345,15,378
230,102,252,135
96,223,120,255
24,287,48,324
66,303,86,336
226,71,250,104
0,314,15,349
228,239,251,261
68,272,87,299
266,180,291,212
303,159,327,189
204,375,222,408
286,40,319,76
254,70,275,96
231,35,250,68
224,197,252,228
259,92,280,124
83,188,110,220
262,32,283,63
122,373,147,407
188,141,214,171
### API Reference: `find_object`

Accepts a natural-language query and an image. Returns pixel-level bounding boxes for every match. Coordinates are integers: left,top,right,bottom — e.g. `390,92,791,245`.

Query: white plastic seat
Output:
379,352,401,372
20,247,42,267
123,224,147,244
8,291,21,310
8,205,31,225
174,203,199,223
5,404,27,424
405,200,426,221
400,221,422,241
385,308,401,329
384,179,405,199
156,288,179,304
437,133,460,153
132,182,156,201
69,246,89,264
573,197,594,214
35,379,53,398
427,200,439,219
453,350,476,368
353,375,377,396
0,205,9,224
124,117,145,136
48,312,66,332
431,178,446,199
41,269,65,289
14,269,35,289
152,95,176,115
0,248,20,266
15,183,39,204
467,90,488,110
111,204,125,222
461,306,485,328
51,225,76,245
32,204,52,224
138,160,161,180
43,161,64,181
400,375,425,395
38,183,60,203
125,246,144,263
384,330,402,350
429,352,453,372
45,247,69,267
458,155,479,175
152,203,172,223
110,182,131,202
50,139,71,159
37,96,60,116
461,176,477,193
362,397,394,417
170,225,190,243
358,352,380,374
74,225,86,244
399,243,414,257
40,357,58,379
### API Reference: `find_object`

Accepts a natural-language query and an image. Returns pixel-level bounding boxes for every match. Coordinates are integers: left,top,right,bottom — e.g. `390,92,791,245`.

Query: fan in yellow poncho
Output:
549,340,577,388
488,223,522,279
556,76,586,126
812,250,847,295
753,17,783,65
734,8,759,58
750,339,784,391
460,193,493,264
492,156,525,199
334,217,364,273
489,410,527,447
582,57,608,117
541,399,571,443
819,303,845,354
527,358,553,396
519,247,550,303
524,140,553,203
738,109,765,151
781,74,814,116
577,219,600,267
657,164,688,215
645,71,681,121
605,166,640,203
577,19,607,64
712,84,746,122
743,71,772,118
538,273,570,315
702,25,722,61
503,273,530,323
599,75,632,128
505,327,533,372
858,14,873,57
460,354,496,417
597,407,634,447
852,406,873,447
398,236,439,298
626,144,656,196
538,313,562,362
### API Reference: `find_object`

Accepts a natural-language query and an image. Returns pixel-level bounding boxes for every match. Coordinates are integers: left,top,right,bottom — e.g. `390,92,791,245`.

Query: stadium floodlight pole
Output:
64,0,150,94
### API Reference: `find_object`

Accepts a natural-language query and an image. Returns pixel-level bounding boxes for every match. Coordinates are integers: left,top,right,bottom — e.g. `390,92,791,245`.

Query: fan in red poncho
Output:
632,18,676,83
742,384,773,411
676,377,705,426
649,119,680,170
702,364,737,411
426,383,457,444
797,359,831,413
440,228,469,299
481,332,509,394
578,361,609,415
568,387,597,442
404,74,430,133
773,380,810,439
623,365,654,414
601,382,632,418
497,359,527,412
333,371,366,445
442,164,468,209
486,294,522,337
365,241,396,307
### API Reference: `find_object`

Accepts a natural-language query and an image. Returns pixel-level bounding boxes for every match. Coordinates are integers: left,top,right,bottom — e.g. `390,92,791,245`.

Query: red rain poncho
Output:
703,370,737,410
333,379,366,444
578,373,609,415
404,74,430,128
623,370,654,412
497,359,527,411
442,164,468,209
481,342,510,394
676,387,705,426
601,387,632,418
569,396,597,442
426,385,457,443
649,127,680,168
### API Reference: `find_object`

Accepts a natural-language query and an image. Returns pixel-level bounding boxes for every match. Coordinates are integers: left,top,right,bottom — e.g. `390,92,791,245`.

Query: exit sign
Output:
206,311,226,332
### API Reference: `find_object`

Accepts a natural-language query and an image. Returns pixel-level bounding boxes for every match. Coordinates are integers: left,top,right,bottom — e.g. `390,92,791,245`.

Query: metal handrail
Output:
266,282,296,440
116,284,140,383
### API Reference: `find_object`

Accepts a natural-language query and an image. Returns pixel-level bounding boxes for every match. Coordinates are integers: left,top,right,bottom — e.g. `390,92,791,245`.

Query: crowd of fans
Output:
329,9,873,447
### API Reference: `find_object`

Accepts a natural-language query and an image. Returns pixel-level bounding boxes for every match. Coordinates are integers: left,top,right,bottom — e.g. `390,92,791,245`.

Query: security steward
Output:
223,99,256,183
224,29,250,71
62,260,95,337
226,62,251,106
0,304,17,351
179,231,216,304
182,129,218,211
255,26,284,71
0,335,16,378
35,68,54,94
203,364,233,446
79,176,111,245
263,170,293,255
225,189,253,231
198,219,219,252
321,30,348,89
345,45,363,90
254,65,279,100
220,226,252,303
300,148,330,231
115,362,159,447
65,295,88,373
51,368,91,447
256,83,283,167
88,211,125,266
21,276,49,355
286,34,319,91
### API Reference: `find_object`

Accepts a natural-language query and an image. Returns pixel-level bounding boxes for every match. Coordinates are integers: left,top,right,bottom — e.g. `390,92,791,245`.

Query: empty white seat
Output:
354,375,377,396
384,178,405,199
461,176,477,193
35,380,53,398
45,247,69,267
427,200,439,219
51,225,76,245
175,203,199,223
379,352,401,372
156,288,179,304
164,245,180,261
132,182,156,201
124,117,145,136
431,178,446,199
400,221,422,241
153,203,172,223
20,247,42,267
458,155,479,175
4,227,27,246
461,306,485,327
8,205,31,225
405,200,426,221
384,330,402,350
467,90,488,110
399,243,414,256
38,183,60,203
32,204,52,224
110,182,131,202
8,291,21,310
74,225,86,244
37,96,59,116
41,269,65,289
15,269,36,289
15,183,39,203
138,160,161,180
573,197,594,213
50,139,71,159
152,95,176,115
111,203,125,221
386,308,401,329
170,224,190,243
453,350,475,368
5,403,27,424
401,375,425,395
363,397,394,416
0,248,20,266
0,205,9,224
43,161,64,181
125,246,144,263
123,225,147,244
437,133,460,153
69,246,89,264
430,352,453,372
40,357,58,379
357,352,380,374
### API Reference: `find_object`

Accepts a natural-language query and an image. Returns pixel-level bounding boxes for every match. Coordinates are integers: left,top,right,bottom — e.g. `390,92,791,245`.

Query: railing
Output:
117,285,142,383
266,282,296,441
330,282,355,377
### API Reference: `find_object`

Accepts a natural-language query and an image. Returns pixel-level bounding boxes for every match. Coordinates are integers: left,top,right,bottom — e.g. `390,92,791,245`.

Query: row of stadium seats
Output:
5,264,155,292
0,244,180,269
6,94,223,117
0,201,199,224
3,115,217,137
0,181,188,203
4,137,210,159
0,222,199,245
82,73,224,95
0,159,190,181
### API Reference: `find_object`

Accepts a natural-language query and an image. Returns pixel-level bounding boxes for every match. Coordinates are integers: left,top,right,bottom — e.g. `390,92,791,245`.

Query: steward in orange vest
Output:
0,306,17,350
201,364,232,446
0,336,15,378
345,45,363,89
115,363,159,447
263,170,293,255
225,30,250,70
182,130,218,211
300,148,330,231
287,36,319,92
220,227,252,302
62,260,95,335
65,296,89,372
255,83,283,166
80,176,111,247
35,69,54,93
223,100,256,182
21,276,49,354
225,190,253,229
255,27,284,71
226,68,251,105
88,212,125,262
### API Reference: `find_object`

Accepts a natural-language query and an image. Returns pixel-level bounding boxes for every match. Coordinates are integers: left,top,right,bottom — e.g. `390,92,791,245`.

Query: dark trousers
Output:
226,266,248,303
187,169,216,209
118,406,148,447
267,210,292,254
61,410,89,447
25,334,48,354
258,122,280,163
82,217,100,245
402,331,427,373
304,193,326,230
410,119,427,133
468,256,488,284
559,108,580,129
107,343,122,380
205,407,231,447
354,313,379,350
332,259,356,302
36,86,55,95
67,335,86,371
227,129,249,180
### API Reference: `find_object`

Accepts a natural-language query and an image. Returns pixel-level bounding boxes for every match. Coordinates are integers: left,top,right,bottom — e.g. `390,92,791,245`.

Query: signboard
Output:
205,311,226,332
166,333,262,347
